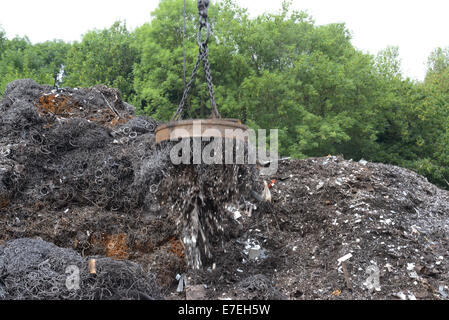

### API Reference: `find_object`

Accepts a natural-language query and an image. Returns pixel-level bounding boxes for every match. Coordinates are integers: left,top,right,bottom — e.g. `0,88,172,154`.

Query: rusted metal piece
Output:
88,259,97,274
155,118,249,144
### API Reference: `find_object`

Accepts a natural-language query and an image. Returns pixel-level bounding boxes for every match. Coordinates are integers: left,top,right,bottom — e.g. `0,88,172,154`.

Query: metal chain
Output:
172,50,204,121
172,0,221,121
201,47,220,118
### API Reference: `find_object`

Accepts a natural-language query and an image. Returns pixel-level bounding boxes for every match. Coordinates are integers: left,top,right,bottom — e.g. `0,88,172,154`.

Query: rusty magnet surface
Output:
155,119,249,144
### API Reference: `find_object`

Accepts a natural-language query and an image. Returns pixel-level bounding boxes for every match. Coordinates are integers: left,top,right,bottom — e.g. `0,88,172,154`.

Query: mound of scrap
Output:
1,79,449,300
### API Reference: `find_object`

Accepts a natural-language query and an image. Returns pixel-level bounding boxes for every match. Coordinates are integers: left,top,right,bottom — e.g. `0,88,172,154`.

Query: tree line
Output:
1,0,448,189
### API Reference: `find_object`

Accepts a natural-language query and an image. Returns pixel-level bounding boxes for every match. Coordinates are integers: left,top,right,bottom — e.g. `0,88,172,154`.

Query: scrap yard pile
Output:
0,79,448,300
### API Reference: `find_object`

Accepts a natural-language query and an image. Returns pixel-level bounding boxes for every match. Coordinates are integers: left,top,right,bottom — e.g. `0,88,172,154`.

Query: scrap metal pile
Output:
0,79,257,299
0,238,162,300
0,79,161,212
1,79,449,300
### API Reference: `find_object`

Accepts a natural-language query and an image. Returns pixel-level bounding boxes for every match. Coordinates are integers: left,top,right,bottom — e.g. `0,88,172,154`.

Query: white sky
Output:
1,0,448,81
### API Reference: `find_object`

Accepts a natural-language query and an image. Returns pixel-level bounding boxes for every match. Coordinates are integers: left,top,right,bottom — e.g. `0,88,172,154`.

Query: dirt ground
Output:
1,80,448,300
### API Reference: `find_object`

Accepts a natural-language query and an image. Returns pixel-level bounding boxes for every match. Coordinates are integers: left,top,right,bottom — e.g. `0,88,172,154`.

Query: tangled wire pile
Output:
2,79,449,300
0,238,162,300
0,79,258,297
0,79,165,213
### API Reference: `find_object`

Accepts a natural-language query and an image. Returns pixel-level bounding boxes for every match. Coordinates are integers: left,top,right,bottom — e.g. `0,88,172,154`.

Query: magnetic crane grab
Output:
155,0,249,144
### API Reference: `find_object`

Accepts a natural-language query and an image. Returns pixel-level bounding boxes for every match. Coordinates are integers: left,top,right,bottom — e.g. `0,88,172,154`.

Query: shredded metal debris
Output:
1,80,449,300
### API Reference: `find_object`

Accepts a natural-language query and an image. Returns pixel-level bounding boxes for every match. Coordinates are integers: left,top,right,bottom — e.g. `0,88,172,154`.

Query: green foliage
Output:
64,21,138,100
425,47,449,96
375,46,402,79
131,0,238,119
0,33,70,95
0,26,6,53
414,46,449,187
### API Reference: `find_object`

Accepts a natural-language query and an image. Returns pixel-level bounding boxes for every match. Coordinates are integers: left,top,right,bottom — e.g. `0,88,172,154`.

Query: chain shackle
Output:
197,0,210,20
196,0,211,55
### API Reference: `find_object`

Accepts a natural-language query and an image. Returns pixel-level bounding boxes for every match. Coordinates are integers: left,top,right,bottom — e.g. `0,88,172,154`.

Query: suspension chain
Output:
172,0,221,121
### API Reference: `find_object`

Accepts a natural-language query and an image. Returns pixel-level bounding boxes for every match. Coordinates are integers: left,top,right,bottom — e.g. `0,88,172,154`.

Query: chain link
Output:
172,50,204,121
172,0,220,121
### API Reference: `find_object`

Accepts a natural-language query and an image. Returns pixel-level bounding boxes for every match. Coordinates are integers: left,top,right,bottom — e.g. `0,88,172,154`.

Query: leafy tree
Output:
425,47,449,95
426,47,449,76
64,21,137,100
0,35,69,94
411,46,449,187
375,46,402,80
132,0,233,119
0,26,6,53
32,40,71,86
